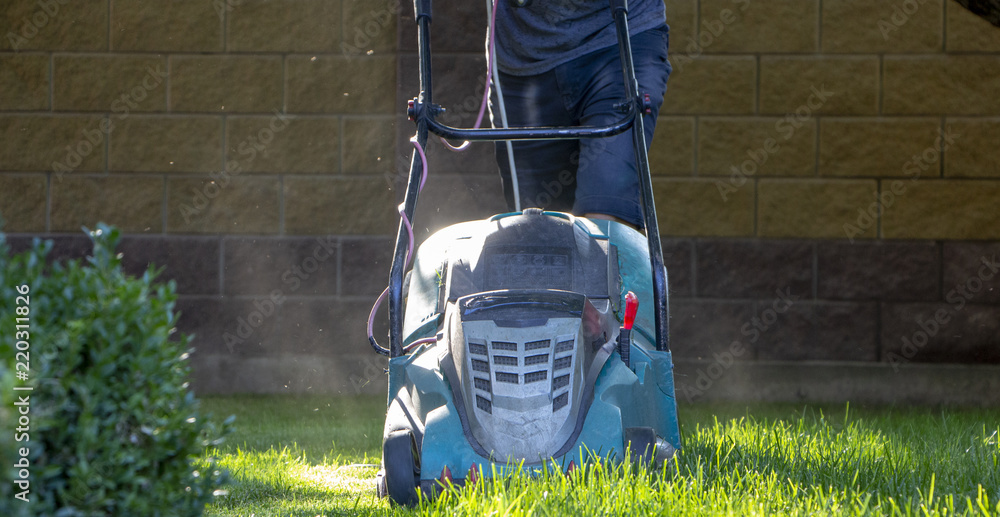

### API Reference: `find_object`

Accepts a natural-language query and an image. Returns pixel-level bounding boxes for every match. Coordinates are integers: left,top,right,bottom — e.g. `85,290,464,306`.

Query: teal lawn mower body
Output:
377,212,680,504
372,0,680,505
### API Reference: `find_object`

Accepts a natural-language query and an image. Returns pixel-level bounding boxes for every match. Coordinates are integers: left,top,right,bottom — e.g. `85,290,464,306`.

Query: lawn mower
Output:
369,0,680,505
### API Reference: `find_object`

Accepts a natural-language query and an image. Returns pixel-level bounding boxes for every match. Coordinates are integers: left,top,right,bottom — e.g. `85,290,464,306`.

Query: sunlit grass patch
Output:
199,396,1000,516
204,446,389,516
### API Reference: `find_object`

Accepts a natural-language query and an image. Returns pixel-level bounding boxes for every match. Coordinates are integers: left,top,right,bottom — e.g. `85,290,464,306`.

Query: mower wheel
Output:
383,430,421,506
654,436,677,465
624,427,656,465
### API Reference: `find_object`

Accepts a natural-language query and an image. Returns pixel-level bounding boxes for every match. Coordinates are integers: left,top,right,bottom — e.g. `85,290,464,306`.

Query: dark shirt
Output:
494,0,667,76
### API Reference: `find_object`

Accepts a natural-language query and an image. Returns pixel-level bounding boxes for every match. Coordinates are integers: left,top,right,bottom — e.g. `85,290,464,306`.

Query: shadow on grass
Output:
200,394,386,464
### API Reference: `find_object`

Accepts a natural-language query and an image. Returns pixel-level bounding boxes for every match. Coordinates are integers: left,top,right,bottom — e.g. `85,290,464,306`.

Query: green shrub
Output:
0,224,231,517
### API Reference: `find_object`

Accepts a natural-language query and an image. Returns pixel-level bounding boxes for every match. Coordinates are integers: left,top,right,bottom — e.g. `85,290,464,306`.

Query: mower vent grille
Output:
552,374,570,390
464,330,578,423
525,354,549,366
469,342,488,356
525,339,550,351
495,372,519,384
494,355,518,366
553,392,568,412
492,341,518,351
525,370,547,383
474,377,492,392
476,395,492,414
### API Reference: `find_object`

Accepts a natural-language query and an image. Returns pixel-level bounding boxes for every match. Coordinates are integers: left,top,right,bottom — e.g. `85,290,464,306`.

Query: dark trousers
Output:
491,24,671,228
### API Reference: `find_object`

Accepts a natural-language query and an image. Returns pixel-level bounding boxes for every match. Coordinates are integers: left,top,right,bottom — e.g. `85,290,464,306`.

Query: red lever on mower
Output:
624,291,638,330
618,291,638,368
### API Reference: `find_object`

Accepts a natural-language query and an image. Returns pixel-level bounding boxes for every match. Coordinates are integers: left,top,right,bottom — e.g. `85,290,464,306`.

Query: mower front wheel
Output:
382,430,421,506
625,427,677,468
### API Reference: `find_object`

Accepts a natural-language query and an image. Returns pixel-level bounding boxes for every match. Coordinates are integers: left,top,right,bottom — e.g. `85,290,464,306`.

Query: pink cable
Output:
367,286,389,347
440,0,498,152
404,336,438,352
367,137,430,352
399,136,428,269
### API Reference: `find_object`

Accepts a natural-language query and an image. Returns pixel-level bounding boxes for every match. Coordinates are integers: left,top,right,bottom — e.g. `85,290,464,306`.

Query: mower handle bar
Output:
377,0,670,358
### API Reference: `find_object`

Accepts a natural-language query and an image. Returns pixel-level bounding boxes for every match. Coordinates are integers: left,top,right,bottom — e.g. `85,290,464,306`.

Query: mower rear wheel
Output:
383,430,420,506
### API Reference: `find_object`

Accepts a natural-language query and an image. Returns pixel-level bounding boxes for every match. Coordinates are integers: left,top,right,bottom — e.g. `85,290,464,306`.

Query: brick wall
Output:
1,0,998,398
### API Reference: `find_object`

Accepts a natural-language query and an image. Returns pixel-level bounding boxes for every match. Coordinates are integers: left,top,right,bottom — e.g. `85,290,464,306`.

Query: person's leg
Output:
561,25,671,228
491,70,578,212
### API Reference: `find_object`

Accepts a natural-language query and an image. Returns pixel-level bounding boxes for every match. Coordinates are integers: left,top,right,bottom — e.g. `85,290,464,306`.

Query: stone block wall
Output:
1,0,400,394
650,0,1000,373
1,0,998,398
396,0,1000,390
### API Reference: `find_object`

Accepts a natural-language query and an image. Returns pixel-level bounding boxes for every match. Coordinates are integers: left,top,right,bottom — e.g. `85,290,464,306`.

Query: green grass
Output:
198,396,1000,516
199,395,386,516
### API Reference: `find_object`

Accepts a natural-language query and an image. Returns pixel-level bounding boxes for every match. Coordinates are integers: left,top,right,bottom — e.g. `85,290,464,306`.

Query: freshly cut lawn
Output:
199,395,386,516
199,395,1000,516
